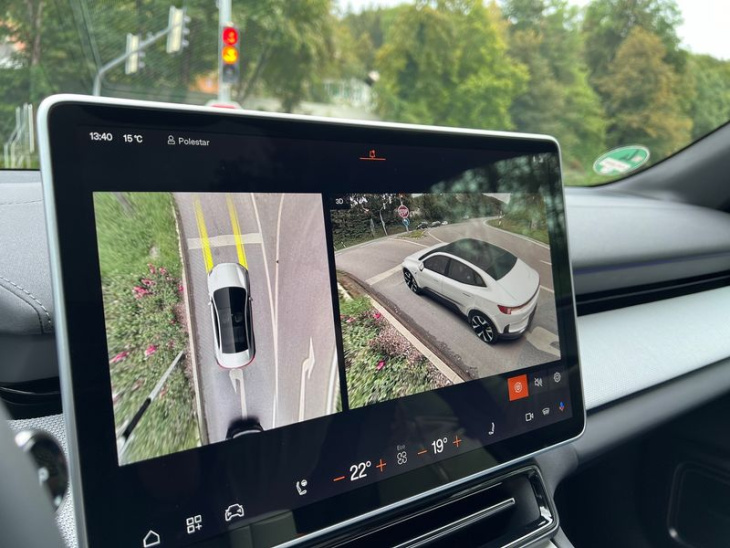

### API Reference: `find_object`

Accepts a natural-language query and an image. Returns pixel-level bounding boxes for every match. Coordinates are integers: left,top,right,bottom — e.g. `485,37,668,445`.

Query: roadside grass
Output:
487,216,549,244
93,193,182,279
94,192,200,464
339,294,450,409
332,224,409,250
399,229,426,239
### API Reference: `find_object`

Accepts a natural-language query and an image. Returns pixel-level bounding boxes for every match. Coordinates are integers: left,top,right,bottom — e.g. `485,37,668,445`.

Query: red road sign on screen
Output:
397,205,409,218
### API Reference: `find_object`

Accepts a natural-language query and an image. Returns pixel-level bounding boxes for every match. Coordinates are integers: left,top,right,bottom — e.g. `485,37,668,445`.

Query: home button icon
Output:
143,530,161,547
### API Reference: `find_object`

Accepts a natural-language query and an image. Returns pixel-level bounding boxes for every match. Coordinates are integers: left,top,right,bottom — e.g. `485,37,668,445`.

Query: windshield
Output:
0,0,727,186
213,287,249,353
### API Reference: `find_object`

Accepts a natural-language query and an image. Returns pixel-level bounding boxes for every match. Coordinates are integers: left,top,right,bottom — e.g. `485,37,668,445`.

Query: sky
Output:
336,0,730,60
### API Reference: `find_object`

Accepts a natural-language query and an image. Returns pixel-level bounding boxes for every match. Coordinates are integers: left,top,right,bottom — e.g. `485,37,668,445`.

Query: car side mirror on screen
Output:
418,262,425,271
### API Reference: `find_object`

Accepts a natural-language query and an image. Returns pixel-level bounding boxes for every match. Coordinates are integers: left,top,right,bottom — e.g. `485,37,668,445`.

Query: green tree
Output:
504,0,606,170
686,54,730,140
597,27,691,159
582,0,685,83
375,0,527,129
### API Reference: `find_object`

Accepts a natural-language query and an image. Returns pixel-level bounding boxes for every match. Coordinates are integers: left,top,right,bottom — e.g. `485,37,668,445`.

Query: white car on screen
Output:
401,238,539,344
208,263,255,368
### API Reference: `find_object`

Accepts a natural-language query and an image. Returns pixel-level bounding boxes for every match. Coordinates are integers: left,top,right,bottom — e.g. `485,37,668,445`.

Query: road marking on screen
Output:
525,326,560,358
251,194,280,427
229,368,248,418
187,233,262,249
226,194,248,268
366,265,402,286
193,198,214,274
298,338,315,422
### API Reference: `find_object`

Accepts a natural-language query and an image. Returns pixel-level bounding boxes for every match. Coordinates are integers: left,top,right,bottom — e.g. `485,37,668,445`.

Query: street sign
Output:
397,205,409,219
593,145,650,176
402,218,410,226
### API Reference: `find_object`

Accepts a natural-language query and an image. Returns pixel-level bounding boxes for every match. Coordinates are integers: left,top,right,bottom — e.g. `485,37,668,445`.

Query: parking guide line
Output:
226,194,248,268
193,198,214,274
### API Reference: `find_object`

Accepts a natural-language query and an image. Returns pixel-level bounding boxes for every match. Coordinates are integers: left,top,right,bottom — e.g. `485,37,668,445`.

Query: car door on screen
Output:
420,254,450,295
440,258,486,314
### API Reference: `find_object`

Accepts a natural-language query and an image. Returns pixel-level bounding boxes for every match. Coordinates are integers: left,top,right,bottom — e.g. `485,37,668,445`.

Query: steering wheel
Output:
0,401,65,547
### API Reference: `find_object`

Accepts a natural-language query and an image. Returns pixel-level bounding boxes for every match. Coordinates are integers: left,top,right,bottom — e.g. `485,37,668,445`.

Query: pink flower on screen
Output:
376,360,385,371
110,351,129,364
144,344,157,357
133,286,151,298
148,264,156,274
373,312,382,320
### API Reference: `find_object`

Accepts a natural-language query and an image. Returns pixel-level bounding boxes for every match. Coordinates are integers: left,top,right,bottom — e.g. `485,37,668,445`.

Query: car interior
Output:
2,1,730,548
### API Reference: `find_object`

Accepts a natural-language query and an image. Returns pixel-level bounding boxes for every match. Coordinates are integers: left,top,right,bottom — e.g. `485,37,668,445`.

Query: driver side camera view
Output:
94,192,340,465
334,193,560,408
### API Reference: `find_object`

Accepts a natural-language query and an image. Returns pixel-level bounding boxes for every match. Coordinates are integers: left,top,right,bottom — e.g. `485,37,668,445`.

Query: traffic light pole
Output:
218,0,232,102
92,10,187,96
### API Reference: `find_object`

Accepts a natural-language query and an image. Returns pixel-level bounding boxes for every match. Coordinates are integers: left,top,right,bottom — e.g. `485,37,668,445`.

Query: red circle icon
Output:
397,205,409,219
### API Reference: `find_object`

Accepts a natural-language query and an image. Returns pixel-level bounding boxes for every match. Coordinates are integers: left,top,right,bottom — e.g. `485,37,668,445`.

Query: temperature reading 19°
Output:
432,437,448,454
349,461,372,481
123,134,143,144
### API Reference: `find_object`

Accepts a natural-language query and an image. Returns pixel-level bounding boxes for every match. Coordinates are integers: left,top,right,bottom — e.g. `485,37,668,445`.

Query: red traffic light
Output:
222,26,238,46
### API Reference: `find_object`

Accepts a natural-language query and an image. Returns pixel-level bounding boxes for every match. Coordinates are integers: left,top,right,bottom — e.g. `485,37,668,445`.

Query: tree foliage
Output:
597,27,691,158
582,0,685,83
375,0,527,129
505,0,606,170
1,0,729,182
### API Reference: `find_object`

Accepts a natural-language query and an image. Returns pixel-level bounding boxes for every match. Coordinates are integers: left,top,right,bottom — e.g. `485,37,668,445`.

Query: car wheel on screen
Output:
403,270,421,294
469,311,498,345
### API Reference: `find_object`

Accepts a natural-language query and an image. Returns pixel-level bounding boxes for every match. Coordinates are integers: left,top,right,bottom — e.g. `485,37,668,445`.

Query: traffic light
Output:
220,24,239,85
166,6,190,54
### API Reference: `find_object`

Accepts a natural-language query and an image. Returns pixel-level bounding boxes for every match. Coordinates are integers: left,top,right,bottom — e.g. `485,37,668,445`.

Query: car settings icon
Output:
224,503,245,522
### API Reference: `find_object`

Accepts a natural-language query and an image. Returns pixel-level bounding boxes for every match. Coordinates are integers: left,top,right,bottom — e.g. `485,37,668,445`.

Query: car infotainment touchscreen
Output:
39,96,584,548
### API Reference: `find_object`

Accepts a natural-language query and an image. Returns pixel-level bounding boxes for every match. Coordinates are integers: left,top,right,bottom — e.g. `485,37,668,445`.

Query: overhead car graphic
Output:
207,263,256,368
401,238,539,344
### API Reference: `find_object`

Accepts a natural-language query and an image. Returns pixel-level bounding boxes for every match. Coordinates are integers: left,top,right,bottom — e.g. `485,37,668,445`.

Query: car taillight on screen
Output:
498,305,513,315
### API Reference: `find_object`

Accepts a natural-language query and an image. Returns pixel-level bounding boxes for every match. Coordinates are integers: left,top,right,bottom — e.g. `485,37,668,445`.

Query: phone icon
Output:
296,479,308,496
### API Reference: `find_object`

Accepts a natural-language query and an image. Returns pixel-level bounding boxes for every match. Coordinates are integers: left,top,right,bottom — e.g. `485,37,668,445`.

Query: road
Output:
175,193,340,444
335,219,560,380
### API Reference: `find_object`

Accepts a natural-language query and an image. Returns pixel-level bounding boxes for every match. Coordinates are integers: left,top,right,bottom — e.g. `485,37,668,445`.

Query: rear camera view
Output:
94,192,340,465
333,193,560,409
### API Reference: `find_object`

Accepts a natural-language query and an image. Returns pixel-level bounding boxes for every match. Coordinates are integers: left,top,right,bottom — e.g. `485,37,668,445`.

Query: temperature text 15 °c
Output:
123,134,144,144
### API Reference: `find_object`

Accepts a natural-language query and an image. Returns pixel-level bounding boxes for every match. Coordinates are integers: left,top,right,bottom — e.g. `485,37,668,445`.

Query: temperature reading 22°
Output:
432,437,448,454
349,461,372,481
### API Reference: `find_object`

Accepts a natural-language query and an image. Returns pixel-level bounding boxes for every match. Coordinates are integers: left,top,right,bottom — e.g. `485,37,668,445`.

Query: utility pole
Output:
218,0,232,102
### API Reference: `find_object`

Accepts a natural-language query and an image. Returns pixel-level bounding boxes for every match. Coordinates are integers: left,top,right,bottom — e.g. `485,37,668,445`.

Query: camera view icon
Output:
224,503,245,522
508,374,529,401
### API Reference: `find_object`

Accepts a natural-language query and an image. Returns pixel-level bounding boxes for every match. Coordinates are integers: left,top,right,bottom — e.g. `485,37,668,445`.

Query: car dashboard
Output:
2,116,730,548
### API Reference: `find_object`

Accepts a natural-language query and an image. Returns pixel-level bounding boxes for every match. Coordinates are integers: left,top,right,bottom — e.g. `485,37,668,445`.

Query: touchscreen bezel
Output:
39,95,585,548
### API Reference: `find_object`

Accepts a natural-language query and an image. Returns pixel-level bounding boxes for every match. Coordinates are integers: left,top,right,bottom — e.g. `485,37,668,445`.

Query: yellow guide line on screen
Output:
193,198,214,274
226,194,248,268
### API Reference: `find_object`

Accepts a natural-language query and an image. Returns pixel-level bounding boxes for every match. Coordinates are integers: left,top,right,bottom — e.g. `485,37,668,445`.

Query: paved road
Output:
175,193,339,444
335,219,560,379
